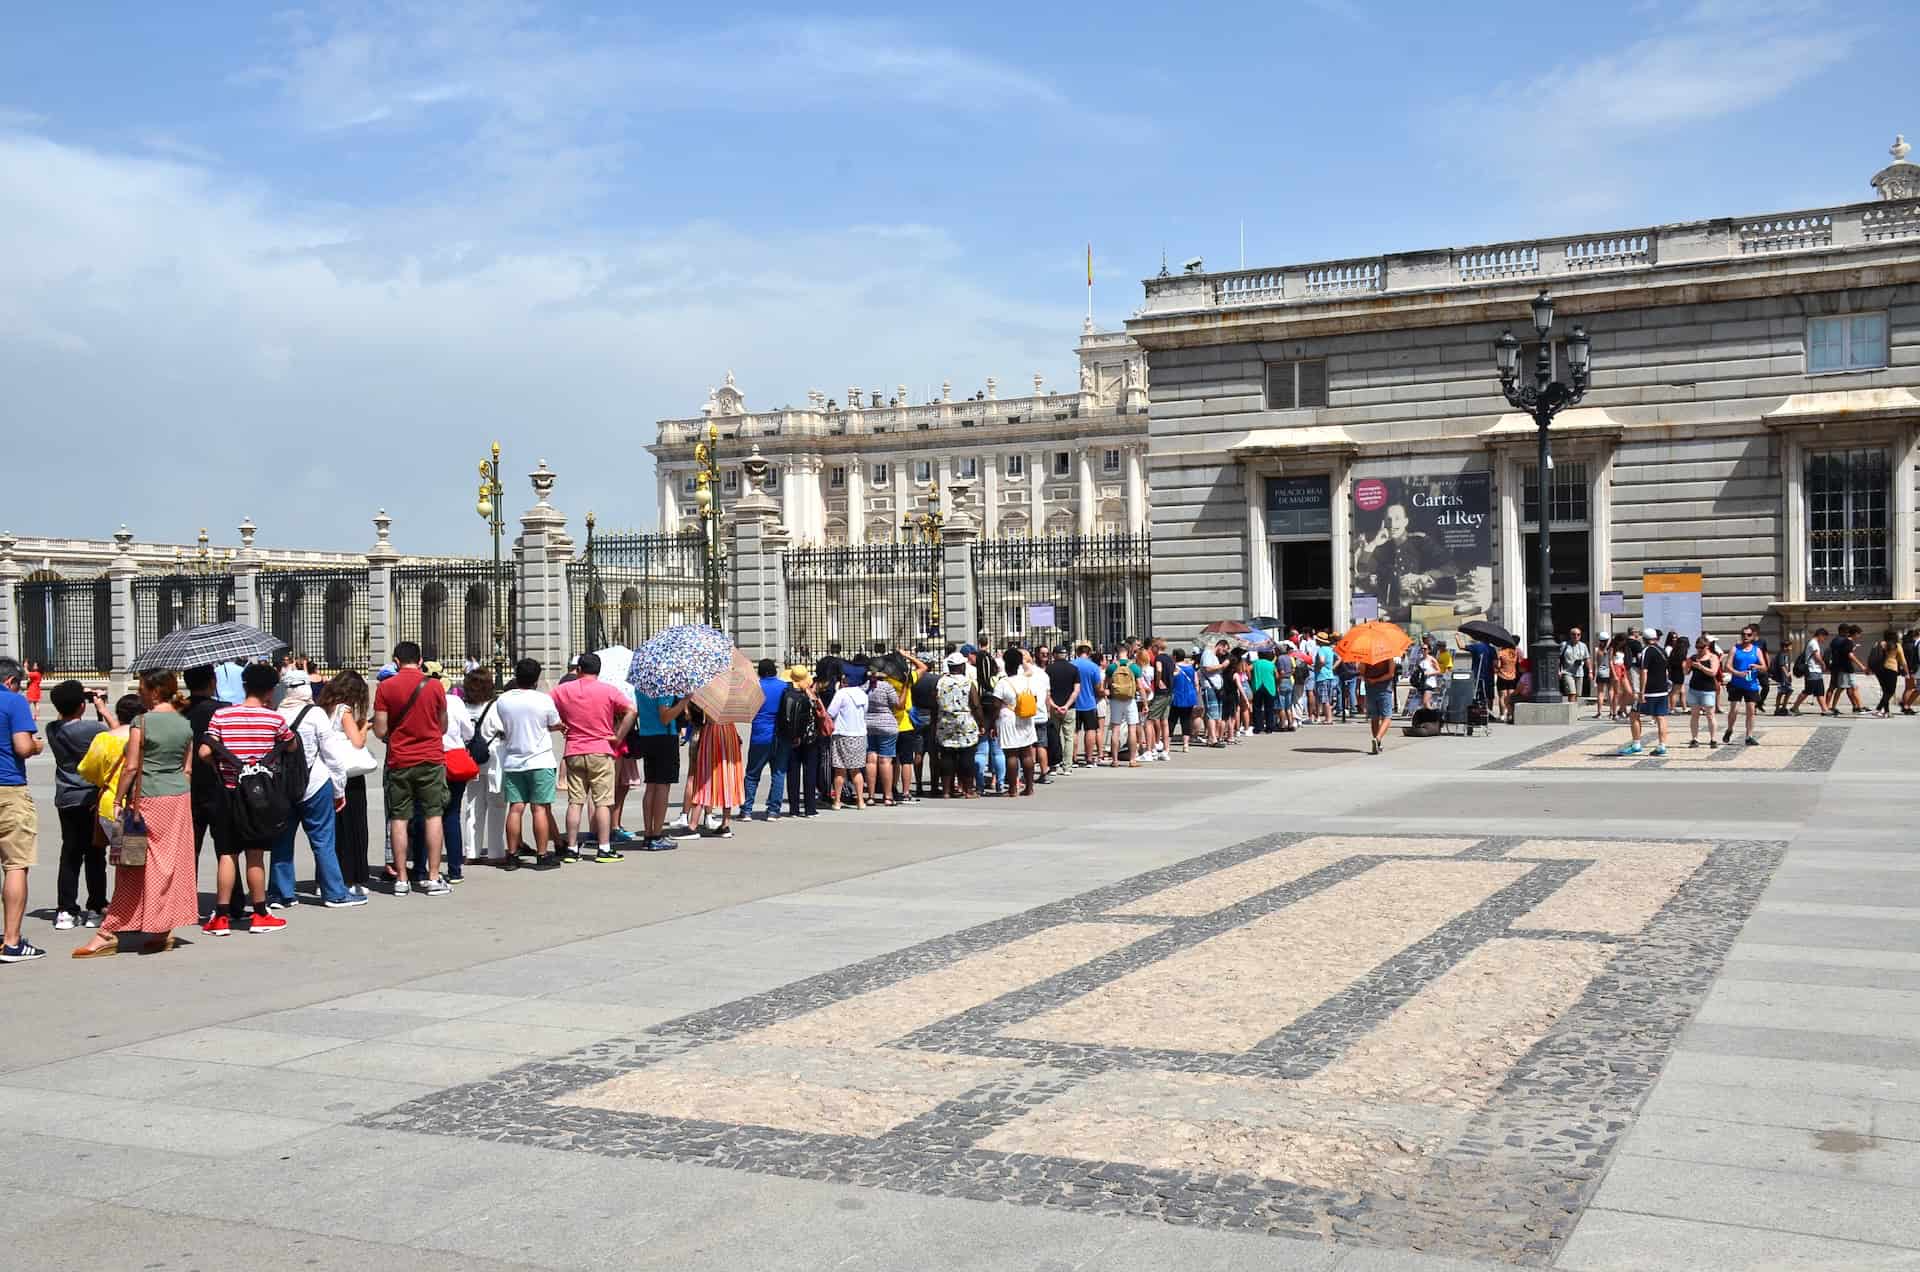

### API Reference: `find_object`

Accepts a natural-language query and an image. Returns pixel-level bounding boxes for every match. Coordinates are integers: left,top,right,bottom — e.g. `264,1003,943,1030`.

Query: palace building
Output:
1133,137,1920,646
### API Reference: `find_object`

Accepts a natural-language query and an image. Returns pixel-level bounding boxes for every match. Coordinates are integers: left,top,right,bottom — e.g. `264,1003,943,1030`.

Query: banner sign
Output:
1264,475,1331,536
1642,568,1703,638
1025,603,1056,629
1350,472,1494,636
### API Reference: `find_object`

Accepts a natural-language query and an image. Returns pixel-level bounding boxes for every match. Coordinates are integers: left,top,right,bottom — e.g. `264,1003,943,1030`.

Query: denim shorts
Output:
1366,684,1395,720
1636,696,1670,717
866,729,898,758
1684,689,1717,709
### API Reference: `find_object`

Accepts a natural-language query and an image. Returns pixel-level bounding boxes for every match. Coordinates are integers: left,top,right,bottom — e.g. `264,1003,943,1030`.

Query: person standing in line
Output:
492,658,565,869
1249,648,1278,735
863,668,901,808
995,648,1044,796
1169,648,1201,748
1682,636,1721,749
740,659,790,821
1104,647,1143,768
46,680,111,931
1790,628,1828,715
823,671,869,811
72,674,203,958
1067,642,1103,767
1618,626,1672,757
455,668,508,867
552,651,636,858
1362,657,1397,756
0,658,47,963
269,669,361,907
1869,628,1907,718
626,688,685,850
1559,627,1590,702
1029,647,1054,784
1270,642,1297,732
778,668,822,819
934,652,982,799
1824,624,1867,715
1311,635,1338,726
908,654,942,795
434,667,475,881
1769,638,1795,717
200,662,294,935
1046,644,1079,776
372,642,451,895
182,667,231,890
318,672,375,896
1722,626,1766,745
689,704,745,838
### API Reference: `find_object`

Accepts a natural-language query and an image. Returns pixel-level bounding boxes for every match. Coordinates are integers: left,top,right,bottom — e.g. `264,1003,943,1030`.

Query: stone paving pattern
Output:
368,830,1783,1265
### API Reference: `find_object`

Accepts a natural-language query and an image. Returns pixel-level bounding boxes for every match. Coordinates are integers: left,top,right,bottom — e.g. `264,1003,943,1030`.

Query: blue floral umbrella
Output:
627,623,735,698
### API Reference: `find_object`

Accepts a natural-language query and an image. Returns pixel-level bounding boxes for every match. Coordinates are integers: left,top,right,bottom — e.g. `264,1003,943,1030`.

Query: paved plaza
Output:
3,715,1917,1271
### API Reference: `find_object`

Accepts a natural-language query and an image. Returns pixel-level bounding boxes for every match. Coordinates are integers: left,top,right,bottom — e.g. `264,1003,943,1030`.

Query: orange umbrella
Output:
690,649,766,723
1334,620,1412,666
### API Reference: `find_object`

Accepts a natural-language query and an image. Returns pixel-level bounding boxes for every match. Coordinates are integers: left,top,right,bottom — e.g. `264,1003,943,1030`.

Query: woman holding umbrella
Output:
1336,621,1413,756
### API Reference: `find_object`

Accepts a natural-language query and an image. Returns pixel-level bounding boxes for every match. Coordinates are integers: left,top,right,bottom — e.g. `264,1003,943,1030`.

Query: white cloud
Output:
0,131,1078,551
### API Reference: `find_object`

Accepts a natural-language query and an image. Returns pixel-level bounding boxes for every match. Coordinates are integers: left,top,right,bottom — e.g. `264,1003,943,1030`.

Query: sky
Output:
1,0,1912,554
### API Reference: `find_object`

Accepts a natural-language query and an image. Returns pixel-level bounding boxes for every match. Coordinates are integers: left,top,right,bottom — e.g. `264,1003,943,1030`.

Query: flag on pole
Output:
1086,243,1093,286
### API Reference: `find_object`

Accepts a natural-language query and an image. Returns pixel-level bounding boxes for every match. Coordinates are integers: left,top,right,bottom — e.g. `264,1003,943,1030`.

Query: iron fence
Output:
389,561,512,666
132,573,236,657
783,541,942,662
567,530,709,655
19,575,113,675
255,567,372,673
972,532,1152,652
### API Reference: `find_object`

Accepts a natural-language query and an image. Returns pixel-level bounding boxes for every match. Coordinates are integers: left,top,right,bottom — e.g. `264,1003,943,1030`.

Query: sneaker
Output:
1616,742,1644,756
1688,739,1700,749
593,844,623,863
447,873,464,885
1708,737,1717,749
1722,728,1733,744
534,854,563,872
610,827,636,843
665,816,693,835
81,910,103,928
700,826,735,840
558,845,582,862
266,898,296,911
515,844,538,861
350,885,370,899
53,911,76,931
1650,745,1668,756
1746,735,1760,747
248,912,288,934
201,913,232,937
420,878,452,896
640,836,679,852
391,879,411,896
0,939,47,963
322,894,369,908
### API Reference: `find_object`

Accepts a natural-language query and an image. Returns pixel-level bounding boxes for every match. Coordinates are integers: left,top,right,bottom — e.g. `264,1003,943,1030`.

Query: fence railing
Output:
131,574,235,657
389,561,512,667
19,576,113,675
972,532,1152,652
255,567,372,674
783,541,942,662
568,530,709,654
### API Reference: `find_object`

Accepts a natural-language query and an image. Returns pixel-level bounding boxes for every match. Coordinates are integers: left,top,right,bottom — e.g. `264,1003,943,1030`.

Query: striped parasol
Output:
626,623,735,698
129,621,288,673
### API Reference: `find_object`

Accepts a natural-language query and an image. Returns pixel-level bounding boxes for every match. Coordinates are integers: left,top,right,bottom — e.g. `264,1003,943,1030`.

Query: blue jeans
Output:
409,779,466,880
974,736,1005,789
743,736,789,814
270,784,349,904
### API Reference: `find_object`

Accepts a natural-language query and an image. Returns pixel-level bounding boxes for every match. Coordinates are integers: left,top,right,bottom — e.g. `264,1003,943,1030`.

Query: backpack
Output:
1867,642,1887,672
1292,658,1310,686
216,710,308,842
1408,663,1427,692
1792,648,1809,678
1014,682,1038,719
1405,708,1443,738
1109,663,1137,700
466,701,495,766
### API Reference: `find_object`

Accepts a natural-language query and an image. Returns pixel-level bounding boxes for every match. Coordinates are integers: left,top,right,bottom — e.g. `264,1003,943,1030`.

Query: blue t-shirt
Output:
1071,657,1103,711
1314,645,1337,681
750,675,787,745
1729,644,1763,691
0,687,36,786
632,692,678,738
1171,665,1198,709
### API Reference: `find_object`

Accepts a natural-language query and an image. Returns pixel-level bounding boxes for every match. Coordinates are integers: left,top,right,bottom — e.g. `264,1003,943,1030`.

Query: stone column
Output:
729,485,785,660
1124,445,1147,535
846,454,867,545
658,467,681,533
366,509,398,662
231,517,261,628
1077,448,1097,534
515,461,572,683
108,526,138,679
0,533,20,661
983,454,1001,538
893,463,911,536
937,457,953,513
939,515,979,650
1030,449,1046,533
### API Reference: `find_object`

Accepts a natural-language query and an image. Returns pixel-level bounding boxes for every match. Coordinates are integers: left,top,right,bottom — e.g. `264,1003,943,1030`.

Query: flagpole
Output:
1086,243,1093,325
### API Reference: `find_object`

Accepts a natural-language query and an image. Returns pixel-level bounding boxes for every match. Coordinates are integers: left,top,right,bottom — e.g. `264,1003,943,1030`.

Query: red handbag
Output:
443,746,479,783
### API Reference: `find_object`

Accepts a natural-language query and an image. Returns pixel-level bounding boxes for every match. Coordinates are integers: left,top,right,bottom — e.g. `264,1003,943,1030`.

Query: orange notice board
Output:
1642,567,1704,637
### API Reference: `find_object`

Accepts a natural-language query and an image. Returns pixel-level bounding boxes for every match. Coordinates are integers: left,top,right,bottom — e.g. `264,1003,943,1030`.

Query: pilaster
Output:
1077,448,1097,535
366,509,399,662
108,526,138,678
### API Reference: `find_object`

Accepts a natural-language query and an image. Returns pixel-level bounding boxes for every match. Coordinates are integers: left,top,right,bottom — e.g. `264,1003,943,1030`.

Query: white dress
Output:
995,673,1041,750
460,698,508,862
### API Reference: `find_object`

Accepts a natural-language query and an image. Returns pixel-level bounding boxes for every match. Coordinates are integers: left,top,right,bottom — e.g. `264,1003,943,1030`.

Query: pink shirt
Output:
550,677,630,758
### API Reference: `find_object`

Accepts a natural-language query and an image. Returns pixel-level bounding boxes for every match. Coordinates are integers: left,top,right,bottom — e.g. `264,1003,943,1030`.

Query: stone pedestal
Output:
1513,700,1581,727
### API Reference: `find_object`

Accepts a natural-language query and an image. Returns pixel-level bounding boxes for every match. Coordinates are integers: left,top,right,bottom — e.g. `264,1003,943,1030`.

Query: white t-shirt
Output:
280,699,340,801
491,688,560,772
1200,649,1224,691
826,685,868,738
442,695,475,750
1135,661,1156,700
995,671,1044,749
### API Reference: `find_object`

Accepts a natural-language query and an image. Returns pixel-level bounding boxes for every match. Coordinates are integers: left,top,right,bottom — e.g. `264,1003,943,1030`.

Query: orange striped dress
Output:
100,792,201,937
688,721,744,809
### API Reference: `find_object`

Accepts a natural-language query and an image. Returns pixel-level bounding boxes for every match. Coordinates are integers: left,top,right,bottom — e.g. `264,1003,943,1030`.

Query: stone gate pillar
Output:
515,461,572,684
0,533,20,662
231,517,261,629
109,526,138,681
939,515,979,649
728,478,786,661
366,509,398,662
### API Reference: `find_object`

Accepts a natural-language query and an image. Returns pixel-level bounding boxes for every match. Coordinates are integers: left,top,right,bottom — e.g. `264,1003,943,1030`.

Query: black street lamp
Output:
1495,290,1591,705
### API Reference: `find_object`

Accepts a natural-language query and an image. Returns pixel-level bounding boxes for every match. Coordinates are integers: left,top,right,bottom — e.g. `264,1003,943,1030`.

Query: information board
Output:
1265,475,1332,537
1642,568,1703,638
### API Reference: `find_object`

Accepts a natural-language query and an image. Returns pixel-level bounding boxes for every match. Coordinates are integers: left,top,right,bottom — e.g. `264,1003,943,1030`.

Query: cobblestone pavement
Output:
368,830,1782,1265
1485,720,1847,773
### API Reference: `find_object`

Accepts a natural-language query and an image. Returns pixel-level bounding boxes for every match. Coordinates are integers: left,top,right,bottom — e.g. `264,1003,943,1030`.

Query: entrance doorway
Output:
1523,529,1592,640
1273,539,1333,635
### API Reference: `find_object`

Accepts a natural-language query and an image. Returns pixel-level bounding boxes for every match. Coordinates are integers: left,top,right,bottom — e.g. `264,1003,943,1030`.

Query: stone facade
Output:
647,324,1152,544
1133,139,1920,647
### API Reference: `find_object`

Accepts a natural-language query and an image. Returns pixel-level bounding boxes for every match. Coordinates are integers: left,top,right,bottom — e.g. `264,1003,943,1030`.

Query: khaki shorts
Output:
0,786,37,871
385,762,450,821
565,754,616,807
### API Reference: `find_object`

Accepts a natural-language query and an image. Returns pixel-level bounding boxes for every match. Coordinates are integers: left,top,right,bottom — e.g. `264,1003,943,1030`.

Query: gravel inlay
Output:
364,831,1785,1265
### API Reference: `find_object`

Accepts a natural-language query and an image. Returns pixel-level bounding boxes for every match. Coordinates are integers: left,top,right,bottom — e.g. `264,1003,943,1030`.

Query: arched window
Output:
323,581,353,669
619,587,641,647
1046,510,1074,536
269,578,304,650
420,582,447,661
583,583,608,652
218,579,237,624
824,520,848,547
91,578,113,672
999,512,1029,538
464,582,491,662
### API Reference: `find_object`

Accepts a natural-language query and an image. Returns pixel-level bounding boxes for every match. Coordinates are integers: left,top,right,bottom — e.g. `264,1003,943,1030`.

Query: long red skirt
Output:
101,792,202,937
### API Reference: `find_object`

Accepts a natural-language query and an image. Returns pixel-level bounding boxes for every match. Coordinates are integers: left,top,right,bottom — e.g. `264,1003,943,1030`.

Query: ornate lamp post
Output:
901,480,946,642
694,422,724,627
1495,291,1591,704
475,441,506,680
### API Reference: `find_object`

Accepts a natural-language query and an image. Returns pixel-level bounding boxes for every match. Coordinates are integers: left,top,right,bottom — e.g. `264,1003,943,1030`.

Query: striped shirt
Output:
205,704,294,788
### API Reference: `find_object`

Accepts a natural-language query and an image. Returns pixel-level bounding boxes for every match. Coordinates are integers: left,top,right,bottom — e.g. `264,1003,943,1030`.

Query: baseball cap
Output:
960,643,977,656
945,652,967,669
1641,626,1658,640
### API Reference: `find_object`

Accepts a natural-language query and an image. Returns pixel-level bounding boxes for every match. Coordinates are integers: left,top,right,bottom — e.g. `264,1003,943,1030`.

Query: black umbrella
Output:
1458,618,1519,649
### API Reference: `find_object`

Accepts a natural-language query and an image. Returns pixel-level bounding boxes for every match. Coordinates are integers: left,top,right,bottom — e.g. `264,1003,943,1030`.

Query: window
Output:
1052,451,1072,477
1808,314,1888,373
1520,461,1590,526
763,467,780,492
1807,448,1890,599
956,456,978,480
1102,448,1121,474
1264,358,1329,410
1006,415,1022,425
914,460,933,483
871,463,890,486
960,418,976,428
681,476,696,495
722,469,739,492
1006,454,1025,477
829,465,846,489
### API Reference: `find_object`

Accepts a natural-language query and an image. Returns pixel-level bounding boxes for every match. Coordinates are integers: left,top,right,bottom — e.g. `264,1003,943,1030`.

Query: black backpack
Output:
466,701,495,766
215,706,309,842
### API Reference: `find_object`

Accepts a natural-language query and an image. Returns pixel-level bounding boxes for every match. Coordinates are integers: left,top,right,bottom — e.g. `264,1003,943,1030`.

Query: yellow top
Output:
77,731,130,821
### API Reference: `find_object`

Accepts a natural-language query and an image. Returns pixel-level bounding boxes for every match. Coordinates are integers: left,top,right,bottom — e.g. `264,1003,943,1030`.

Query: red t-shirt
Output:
551,677,630,758
374,667,449,769
205,704,294,788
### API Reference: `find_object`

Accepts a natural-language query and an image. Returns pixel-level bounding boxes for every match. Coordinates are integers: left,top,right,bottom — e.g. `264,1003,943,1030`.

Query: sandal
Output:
72,937,118,959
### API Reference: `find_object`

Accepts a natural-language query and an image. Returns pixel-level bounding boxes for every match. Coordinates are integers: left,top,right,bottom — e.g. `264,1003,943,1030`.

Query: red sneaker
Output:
248,912,288,934
201,914,231,937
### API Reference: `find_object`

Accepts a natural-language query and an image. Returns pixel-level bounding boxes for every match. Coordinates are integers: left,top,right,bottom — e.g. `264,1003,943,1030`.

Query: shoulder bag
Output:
113,725,148,868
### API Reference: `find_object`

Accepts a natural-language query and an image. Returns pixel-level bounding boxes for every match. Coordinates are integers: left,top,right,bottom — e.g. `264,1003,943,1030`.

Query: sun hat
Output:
945,652,967,669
